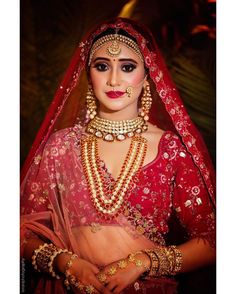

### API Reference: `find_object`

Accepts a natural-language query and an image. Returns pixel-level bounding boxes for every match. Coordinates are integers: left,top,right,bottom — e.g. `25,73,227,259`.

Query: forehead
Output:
92,42,141,62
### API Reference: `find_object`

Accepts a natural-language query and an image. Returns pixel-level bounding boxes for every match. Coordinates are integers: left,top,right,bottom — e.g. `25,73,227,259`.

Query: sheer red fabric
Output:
20,17,215,294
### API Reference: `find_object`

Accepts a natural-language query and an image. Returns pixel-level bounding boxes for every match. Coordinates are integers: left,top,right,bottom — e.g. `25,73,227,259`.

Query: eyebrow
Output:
93,57,138,64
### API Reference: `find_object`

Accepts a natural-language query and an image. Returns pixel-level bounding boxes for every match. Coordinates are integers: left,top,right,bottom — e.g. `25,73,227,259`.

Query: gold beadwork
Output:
108,266,117,276
97,273,107,283
86,84,97,120
117,259,128,269
140,81,152,122
88,34,144,65
85,285,95,293
86,115,148,142
80,135,147,218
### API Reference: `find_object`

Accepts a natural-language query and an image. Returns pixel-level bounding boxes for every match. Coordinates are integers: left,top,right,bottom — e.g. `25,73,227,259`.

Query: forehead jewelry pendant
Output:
106,29,121,57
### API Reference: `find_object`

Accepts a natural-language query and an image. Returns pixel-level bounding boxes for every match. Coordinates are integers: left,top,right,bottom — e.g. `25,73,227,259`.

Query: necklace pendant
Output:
95,131,103,138
116,134,126,141
104,133,114,141
127,132,134,138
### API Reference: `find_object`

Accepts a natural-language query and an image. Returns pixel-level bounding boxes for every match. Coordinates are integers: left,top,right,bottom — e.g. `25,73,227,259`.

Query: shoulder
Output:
146,123,190,162
144,123,182,148
142,122,165,145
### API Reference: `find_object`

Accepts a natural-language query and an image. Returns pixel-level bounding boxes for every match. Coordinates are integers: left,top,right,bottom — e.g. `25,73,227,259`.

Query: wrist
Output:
54,252,75,274
127,251,151,275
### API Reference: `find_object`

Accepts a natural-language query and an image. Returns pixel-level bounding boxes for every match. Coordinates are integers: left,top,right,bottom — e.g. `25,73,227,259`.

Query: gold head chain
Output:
88,30,144,65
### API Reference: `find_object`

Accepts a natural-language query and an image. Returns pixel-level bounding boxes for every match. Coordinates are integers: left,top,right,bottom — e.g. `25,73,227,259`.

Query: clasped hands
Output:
60,251,150,294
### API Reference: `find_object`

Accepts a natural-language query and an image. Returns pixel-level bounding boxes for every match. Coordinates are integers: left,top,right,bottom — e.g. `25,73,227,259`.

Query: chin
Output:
98,99,128,111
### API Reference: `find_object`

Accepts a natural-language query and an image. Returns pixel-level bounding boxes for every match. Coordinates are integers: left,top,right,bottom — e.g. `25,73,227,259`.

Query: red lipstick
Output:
105,91,125,98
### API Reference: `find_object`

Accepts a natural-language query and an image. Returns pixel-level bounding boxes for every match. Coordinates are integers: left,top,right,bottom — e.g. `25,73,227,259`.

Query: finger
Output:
92,279,112,294
106,280,118,292
91,265,100,275
113,284,127,294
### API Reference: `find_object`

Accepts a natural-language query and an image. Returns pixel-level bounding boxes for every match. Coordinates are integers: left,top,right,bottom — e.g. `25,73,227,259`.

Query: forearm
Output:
177,237,216,272
23,237,45,261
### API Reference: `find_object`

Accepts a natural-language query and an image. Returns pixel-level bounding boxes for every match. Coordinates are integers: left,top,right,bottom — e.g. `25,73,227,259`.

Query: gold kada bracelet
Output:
31,243,72,279
143,246,182,277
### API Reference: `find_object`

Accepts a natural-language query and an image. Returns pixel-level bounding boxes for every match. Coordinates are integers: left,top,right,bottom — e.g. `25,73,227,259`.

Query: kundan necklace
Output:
86,115,148,142
81,134,147,218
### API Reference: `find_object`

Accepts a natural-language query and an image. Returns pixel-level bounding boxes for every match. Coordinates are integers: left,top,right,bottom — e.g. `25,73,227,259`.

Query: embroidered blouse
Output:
21,125,215,251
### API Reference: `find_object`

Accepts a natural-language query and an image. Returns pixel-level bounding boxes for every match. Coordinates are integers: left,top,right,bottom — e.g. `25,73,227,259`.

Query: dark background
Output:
20,1,216,293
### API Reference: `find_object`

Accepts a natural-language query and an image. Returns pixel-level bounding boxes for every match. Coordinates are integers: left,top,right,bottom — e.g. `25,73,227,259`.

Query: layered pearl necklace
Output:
81,134,147,218
86,115,148,142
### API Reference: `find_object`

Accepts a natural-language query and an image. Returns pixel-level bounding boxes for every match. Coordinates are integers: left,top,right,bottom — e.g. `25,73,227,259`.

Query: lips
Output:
105,91,125,98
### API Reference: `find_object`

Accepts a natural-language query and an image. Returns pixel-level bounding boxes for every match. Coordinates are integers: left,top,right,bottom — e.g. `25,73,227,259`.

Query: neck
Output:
98,107,139,121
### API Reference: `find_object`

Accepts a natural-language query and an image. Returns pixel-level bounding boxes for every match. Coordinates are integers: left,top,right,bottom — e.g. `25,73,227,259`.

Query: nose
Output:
106,67,120,87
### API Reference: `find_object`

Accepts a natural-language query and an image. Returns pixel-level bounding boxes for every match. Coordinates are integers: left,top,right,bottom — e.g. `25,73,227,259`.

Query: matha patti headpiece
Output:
88,31,144,65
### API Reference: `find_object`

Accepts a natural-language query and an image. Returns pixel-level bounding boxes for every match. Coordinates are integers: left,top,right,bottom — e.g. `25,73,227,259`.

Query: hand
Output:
55,253,112,294
97,252,150,294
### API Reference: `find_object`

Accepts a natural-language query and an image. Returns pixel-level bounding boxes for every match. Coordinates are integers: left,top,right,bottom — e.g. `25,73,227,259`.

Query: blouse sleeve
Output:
172,136,216,247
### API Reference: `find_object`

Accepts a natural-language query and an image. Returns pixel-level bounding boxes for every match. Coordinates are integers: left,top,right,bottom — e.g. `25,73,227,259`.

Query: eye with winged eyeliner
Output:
92,57,138,72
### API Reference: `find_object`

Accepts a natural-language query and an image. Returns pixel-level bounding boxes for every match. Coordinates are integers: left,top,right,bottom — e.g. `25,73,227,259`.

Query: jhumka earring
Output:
86,83,97,120
140,81,152,121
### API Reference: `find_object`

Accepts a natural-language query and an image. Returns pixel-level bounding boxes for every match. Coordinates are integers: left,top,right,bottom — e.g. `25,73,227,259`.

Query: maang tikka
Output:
140,81,152,121
86,83,97,120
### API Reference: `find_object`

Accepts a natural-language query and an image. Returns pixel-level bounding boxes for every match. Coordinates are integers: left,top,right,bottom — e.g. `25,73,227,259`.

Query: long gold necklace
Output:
81,135,147,218
86,115,148,142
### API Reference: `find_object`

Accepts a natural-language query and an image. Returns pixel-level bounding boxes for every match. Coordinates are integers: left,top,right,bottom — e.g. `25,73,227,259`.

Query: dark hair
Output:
92,28,138,45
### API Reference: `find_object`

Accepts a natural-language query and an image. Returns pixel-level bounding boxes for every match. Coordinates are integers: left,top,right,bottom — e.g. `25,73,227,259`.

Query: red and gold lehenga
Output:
20,18,215,294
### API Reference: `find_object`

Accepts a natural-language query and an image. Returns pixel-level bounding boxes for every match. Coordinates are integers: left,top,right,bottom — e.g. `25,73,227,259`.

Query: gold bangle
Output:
32,243,48,272
32,243,57,272
143,246,183,277
48,248,71,279
143,249,159,277
168,245,182,274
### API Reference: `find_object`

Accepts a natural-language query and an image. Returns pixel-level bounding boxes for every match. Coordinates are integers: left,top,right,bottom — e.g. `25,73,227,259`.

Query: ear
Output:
143,76,148,87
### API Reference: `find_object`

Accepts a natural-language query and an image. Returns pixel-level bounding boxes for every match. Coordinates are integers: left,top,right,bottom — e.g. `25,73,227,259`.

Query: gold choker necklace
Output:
81,135,147,218
86,116,148,142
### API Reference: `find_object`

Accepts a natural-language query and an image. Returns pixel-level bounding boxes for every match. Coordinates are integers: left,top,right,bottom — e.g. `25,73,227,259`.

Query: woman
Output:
20,17,216,294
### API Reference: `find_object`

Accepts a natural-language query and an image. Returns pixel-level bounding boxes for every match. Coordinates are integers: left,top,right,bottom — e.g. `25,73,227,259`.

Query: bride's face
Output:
89,41,146,117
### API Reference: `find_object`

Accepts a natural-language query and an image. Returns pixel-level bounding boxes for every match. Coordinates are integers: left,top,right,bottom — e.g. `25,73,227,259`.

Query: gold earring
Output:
140,81,152,121
86,83,97,120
